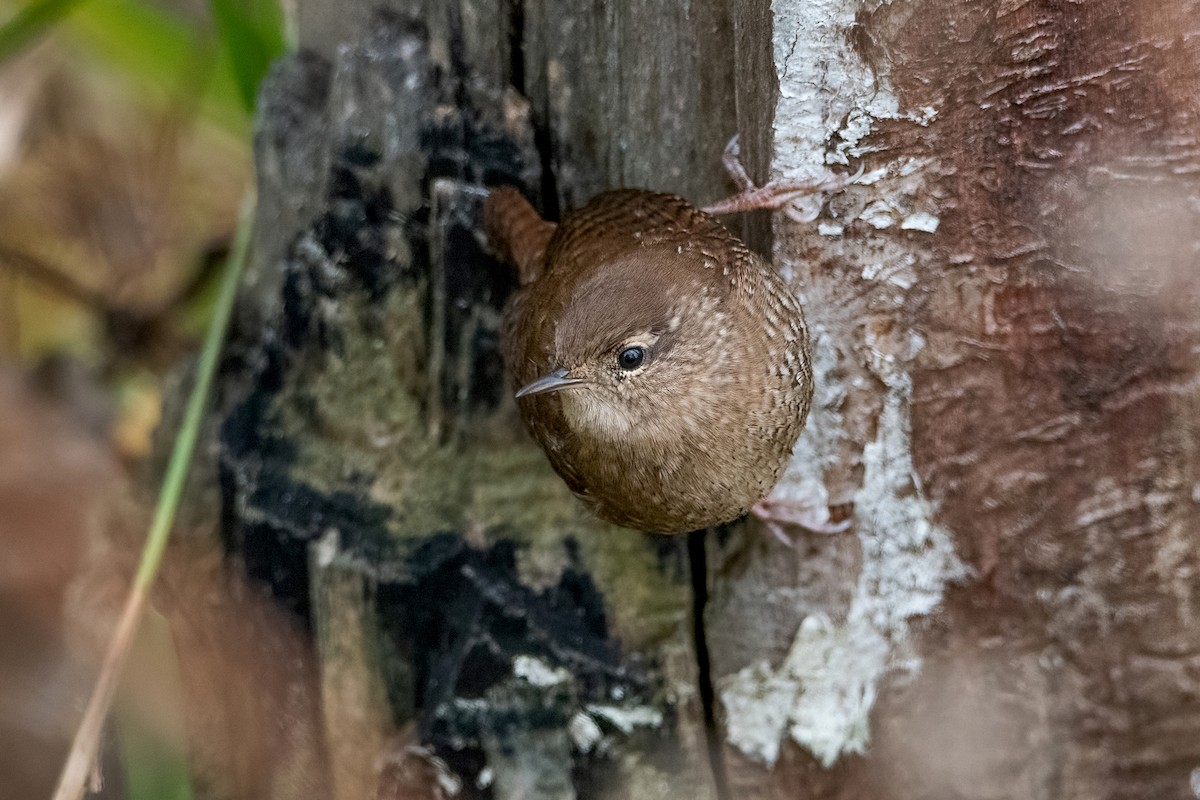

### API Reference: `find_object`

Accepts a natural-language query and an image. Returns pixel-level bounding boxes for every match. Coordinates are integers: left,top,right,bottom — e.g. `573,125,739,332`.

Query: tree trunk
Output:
707,2,1200,799
214,1,1200,799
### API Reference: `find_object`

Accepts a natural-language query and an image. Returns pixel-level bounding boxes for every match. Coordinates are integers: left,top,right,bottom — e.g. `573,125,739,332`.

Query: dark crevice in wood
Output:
688,529,731,800
532,121,561,221
511,0,559,219
506,0,526,98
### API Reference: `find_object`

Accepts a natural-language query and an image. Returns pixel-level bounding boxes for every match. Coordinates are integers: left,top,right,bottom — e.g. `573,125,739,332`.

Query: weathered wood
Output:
728,0,774,252
227,1,1200,798
523,0,739,211
296,0,512,88
221,7,722,799
309,532,391,800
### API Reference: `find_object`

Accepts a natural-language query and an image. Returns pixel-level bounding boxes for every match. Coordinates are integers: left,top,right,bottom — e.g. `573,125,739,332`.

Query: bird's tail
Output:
484,186,555,286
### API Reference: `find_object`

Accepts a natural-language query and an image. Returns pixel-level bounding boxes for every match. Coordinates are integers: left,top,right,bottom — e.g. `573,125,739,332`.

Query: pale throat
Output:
558,388,640,441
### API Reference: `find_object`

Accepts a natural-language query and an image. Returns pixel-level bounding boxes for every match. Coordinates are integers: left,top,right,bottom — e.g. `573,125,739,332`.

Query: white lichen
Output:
584,704,663,735
512,655,571,687
859,200,899,229
720,0,964,769
862,258,918,290
721,365,967,766
568,712,603,753
901,211,941,233
772,2,902,176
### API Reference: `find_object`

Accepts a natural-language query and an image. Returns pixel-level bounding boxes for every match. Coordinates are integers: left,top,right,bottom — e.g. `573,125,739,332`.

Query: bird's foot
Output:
702,134,865,223
752,496,851,547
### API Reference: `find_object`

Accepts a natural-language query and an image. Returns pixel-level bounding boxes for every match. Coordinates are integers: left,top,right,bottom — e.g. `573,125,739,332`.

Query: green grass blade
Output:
0,0,88,59
135,196,253,588
51,198,254,800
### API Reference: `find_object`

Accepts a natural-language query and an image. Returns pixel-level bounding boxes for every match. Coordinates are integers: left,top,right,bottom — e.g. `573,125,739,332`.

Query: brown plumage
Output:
485,186,813,533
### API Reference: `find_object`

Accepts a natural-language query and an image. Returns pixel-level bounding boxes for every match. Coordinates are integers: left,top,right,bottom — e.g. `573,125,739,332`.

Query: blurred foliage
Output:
117,609,195,800
0,0,286,458
0,3,283,795
0,0,272,133
209,0,286,112
0,0,87,60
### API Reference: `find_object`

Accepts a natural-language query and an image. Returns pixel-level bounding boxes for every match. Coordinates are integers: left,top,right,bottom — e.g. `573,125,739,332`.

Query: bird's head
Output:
516,246,733,440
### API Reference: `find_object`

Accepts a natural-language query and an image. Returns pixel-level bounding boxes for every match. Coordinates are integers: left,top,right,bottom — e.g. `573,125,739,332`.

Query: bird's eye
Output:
617,346,645,370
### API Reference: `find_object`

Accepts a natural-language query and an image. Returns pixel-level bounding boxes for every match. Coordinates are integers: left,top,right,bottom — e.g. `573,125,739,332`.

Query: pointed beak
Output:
515,367,584,398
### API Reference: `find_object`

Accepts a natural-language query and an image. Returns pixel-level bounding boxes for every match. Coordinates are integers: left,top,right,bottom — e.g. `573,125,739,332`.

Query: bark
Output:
708,2,1200,799
212,0,1200,799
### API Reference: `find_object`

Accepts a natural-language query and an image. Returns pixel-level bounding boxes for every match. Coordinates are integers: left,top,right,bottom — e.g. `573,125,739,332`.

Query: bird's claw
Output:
703,134,864,221
752,497,851,548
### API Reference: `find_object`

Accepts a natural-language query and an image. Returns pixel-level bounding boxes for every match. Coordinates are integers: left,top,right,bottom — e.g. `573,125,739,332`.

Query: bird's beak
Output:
515,367,584,398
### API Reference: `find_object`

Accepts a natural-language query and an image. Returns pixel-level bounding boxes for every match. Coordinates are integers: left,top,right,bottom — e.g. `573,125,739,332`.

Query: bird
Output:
484,181,823,535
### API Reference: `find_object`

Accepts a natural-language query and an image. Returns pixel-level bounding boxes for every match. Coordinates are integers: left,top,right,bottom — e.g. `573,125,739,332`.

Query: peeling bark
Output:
708,1,1200,799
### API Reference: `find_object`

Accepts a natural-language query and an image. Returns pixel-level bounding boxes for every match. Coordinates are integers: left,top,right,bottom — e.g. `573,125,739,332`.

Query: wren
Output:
484,185,814,534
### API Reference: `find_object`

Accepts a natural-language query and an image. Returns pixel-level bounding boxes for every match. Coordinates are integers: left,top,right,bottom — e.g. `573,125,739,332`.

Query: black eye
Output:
618,346,645,370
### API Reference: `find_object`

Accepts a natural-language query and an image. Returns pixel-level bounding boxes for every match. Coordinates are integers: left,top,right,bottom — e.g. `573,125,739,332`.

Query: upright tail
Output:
484,186,556,286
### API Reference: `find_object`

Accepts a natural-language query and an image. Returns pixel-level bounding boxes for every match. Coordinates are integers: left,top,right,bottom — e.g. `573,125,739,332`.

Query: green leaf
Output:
208,0,285,112
1,0,286,128
0,0,88,60
65,0,251,133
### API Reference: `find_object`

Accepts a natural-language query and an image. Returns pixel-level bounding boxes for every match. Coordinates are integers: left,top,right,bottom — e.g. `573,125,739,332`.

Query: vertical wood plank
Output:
523,0,739,211
237,5,730,798
310,532,392,800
